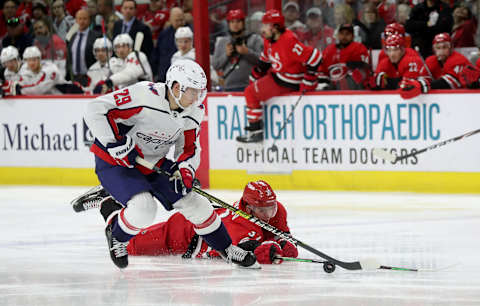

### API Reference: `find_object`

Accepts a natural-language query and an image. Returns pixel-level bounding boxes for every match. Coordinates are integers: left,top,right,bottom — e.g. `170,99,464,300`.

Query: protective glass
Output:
247,203,277,221
183,87,207,105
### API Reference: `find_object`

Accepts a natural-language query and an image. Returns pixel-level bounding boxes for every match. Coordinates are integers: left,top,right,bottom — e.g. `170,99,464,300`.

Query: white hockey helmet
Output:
93,37,113,52
23,46,42,60
1,46,20,65
166,59,207,110
175,26,193,39
113,33,133,48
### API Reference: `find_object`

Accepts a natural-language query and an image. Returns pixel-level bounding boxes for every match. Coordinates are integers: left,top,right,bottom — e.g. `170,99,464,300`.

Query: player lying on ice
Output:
127,180,298,264
82,59,258,269
73,180,298,265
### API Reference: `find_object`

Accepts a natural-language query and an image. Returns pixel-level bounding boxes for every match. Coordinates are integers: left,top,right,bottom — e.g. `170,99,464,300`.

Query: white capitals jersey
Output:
109,51,153,89
19,62,65,95
84,81,203,172
84,60,111,94
4,62,27,82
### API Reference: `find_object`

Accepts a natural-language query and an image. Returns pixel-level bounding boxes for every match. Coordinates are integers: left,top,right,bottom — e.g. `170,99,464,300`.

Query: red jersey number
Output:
114,89,132,106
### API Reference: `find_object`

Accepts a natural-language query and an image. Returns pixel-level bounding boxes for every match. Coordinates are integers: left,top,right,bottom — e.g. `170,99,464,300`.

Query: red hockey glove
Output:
371,72,387,89
254,240,283,264
278,238,298,258
170,162,194,195
399,78,429,100
106,135,138,168
249,66,266,83
2,80,21,96
299,72,318,92
459,65,480,88
93,79,114,94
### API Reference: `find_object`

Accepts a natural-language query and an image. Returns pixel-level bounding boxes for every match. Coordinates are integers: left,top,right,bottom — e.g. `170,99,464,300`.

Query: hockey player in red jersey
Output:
127,180,298,265
317,24,371,90
426,33,477,89
378,23,417,64
372,34,430,99
236,9,322,143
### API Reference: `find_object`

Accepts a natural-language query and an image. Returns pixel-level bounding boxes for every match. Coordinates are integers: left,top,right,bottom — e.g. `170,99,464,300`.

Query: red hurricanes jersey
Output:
260,29,322,86
375,52,430,87
426,51,472,89
318,42,369,82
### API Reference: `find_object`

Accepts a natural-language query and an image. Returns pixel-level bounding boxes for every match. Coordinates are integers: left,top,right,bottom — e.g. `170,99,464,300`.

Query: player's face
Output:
261,23,274,39
386,46,404,64
246,204,277,222
27,57,41,72
433,42,451,62
176,38,193,54
179,87,205,108
338,29,353,45
4,59,19,72
114,44,130,59
228,19,244,33
94,48,108,63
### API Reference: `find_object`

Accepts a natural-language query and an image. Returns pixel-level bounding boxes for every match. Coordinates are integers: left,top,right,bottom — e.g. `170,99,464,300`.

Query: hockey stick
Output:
373,128,480,163
134,32,144,52
134,156,377,271
101,20,112,77
278,256,457,272
270,90,306,152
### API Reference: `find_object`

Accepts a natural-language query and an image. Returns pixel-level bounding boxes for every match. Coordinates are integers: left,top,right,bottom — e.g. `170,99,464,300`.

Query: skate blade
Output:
235,261,261,269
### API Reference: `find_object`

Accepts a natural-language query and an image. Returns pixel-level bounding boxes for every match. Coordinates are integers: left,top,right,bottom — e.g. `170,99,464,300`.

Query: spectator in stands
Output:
212,9,263,92
86,0,98,28
405,0,453,58
318,23,371,90
451,3,476,48
97,0,121,39
112,0,153,61
0,0,19,39
67,9,102,86
138,0,169,44
2,17,33,56
65,0,87,18
33,18,67,78
372,0,396,25
248,11,264,36
170,26,194,63
356,2,385,49
93,33,152,94
283,2,305,33
333,4,355,29
311,0,334,28
31,2,49,26
298,7,334,51
152,7,186,82
371,34,430,100
51,0,75,42
83,37,112,93
426,33,476,89
1,46,25,82
395,4,411,26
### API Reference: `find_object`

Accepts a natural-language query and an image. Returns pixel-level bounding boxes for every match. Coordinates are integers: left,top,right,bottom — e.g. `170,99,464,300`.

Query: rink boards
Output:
1,91,480,192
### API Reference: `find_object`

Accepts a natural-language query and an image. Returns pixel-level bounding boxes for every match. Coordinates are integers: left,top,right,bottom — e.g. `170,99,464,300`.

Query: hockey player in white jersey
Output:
171,26,195,64
1,46,26,81
93,34,153,94
83,38,113,94
84,59,259,269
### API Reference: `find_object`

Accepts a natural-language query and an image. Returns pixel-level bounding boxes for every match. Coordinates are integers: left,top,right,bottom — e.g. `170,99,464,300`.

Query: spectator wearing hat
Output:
310,0,334,28
212,9,263,92
318,23,371,90
248,11,264,36
298,7,335,51
283,2,305,32
2,17,33,56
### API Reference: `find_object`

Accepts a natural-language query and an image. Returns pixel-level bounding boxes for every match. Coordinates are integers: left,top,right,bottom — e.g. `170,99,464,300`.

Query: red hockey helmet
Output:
226,9,245,21
242,180,277,221
384,23,405,37
262,9,285,27
433,32,451,45
384,34,405,49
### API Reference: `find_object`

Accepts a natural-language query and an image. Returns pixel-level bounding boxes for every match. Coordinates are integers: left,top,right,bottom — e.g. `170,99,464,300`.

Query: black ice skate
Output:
105,223,129,269
219,244,260,269
71,185,110,212
236,121,264,143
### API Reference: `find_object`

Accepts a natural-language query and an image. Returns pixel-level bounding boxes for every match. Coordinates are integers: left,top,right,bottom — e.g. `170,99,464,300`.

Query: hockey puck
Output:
323,262,336,273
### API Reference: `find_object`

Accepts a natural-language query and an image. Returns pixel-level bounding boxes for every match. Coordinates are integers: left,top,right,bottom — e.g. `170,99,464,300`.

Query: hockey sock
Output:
200,223,232,251
111,215,135,243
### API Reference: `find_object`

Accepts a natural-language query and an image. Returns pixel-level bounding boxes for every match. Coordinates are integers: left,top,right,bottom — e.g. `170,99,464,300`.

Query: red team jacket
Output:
318,41,370,89
260,29,322,88
127,201,290,258
425,51,472,89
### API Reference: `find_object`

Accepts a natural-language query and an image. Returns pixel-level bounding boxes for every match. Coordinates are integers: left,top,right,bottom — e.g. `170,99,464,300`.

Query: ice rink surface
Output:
0,186,479,306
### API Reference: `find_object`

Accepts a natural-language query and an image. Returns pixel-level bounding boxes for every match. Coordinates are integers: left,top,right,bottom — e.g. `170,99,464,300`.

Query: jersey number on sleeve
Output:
113,89,132,106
